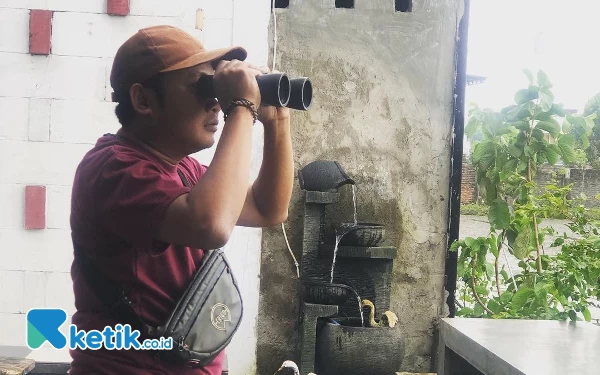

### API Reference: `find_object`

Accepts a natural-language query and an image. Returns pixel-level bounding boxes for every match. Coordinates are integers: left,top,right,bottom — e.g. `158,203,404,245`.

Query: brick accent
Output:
462,160,600,207
29,9,52,55
24,185,46,230
107,0,130,16
461,156,478,204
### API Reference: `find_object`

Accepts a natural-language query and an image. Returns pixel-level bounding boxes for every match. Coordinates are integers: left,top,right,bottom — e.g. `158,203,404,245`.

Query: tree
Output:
583,93,600,168
452,70,600,321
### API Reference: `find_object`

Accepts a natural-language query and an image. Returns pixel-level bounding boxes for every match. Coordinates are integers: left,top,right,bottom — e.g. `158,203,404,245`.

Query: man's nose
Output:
206,98,220,112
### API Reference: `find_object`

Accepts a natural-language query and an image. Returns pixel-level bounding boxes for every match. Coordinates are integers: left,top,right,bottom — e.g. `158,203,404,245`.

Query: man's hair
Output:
114,74,166,127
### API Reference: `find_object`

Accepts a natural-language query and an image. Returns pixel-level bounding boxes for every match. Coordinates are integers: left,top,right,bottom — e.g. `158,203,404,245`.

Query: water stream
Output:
352,184,358,225
357,295,365,327
330,234,344,284
329,184,365,326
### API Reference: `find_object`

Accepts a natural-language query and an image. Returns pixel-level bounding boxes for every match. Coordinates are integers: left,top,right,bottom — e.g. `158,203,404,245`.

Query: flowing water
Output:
357,295,365,327
330,184,365,326
352,184,358,225
329,234,344,284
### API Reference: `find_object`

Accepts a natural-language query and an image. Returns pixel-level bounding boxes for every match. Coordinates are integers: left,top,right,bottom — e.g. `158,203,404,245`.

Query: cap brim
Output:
160,46,248,73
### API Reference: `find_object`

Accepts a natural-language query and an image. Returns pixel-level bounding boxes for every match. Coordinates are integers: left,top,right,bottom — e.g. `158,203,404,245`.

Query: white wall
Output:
0,1,271,373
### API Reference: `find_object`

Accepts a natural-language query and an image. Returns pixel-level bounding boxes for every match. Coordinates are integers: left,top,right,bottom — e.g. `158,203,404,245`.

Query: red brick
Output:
29,9,53,55
107,0,130,16
25,185,46,230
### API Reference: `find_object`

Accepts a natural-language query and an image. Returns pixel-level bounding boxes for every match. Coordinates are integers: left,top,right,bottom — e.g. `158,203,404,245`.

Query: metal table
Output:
437,318,600,375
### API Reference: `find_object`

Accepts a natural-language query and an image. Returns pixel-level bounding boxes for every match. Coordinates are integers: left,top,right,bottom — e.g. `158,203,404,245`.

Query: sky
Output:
465,0,600,114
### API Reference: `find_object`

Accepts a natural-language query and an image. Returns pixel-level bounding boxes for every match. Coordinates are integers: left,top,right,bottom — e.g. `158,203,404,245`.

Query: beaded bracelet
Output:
223,98,258,124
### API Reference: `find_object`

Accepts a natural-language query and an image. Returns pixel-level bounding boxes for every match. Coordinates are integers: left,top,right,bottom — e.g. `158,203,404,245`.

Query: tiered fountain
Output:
296,160,405,375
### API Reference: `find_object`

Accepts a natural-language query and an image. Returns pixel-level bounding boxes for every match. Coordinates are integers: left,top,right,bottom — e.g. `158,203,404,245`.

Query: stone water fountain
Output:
296,160,405,375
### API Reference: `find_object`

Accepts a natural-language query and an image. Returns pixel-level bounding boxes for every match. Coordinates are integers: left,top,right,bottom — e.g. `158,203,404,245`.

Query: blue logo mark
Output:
27,308,68,349
26,308,173,351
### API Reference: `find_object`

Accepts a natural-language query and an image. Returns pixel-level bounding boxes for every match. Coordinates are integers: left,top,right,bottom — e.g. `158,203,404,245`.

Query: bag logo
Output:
211,303,231,331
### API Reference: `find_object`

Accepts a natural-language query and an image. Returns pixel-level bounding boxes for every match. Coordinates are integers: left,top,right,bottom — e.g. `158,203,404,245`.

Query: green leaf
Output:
539,88,554,112
551,103,566,117
500,292,513,304
535,112,553,121
517,158,528,172
490,234,498,258
511,287,534,310
515,88,539,105
532,128,545,140
473,304,484,317
558,133,575,147
558,134,576,162
537,70,552,87
513,121,531,132
503,159,518,173
567,114,586,128
513,223,533,260
464,237,478,249
534,281,552,298
449,240,461,252
543,144,560,165
476,285,489,296
583,308,592,322
562,118,572,133
536,120,561,138
457,307,474,316
489,199,510,229
568,310,577,321
466,116,480,138
508,144,523,158
523,69,534,82
582,135,590,149
472,140,495,163
488,299,502,314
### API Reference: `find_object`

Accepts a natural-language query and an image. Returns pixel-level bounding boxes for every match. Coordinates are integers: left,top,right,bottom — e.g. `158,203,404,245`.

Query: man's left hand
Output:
251,65,291,126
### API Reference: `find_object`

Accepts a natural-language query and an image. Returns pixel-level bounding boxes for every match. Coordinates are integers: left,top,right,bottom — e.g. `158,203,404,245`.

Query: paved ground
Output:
458,215,600,321
460,215,576,255
459,215,577,275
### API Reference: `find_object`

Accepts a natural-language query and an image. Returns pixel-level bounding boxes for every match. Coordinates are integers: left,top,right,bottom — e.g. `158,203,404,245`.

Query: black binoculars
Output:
195,73,312,111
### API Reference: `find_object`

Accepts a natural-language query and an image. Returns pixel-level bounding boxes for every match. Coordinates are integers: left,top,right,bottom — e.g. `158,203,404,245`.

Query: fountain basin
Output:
299,280,360,305
314,317,405,375
334,222,385,247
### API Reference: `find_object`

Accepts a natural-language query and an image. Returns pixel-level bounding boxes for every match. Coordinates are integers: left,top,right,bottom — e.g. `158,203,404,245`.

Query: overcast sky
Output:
465,0,600,113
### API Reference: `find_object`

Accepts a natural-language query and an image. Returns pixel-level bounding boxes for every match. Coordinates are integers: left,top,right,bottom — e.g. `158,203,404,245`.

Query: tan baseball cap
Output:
110,25,247,102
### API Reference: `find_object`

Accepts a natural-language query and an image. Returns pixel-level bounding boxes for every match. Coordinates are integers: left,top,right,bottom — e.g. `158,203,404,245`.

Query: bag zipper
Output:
163,250,224,335
175,264,227,353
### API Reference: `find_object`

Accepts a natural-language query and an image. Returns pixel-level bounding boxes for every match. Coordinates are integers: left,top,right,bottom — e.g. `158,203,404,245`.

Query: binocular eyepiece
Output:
195,73,312,111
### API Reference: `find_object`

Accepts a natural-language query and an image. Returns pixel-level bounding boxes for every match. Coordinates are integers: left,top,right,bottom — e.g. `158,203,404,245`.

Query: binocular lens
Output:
195,73,312,111
256,73,290,107
288,78,312,111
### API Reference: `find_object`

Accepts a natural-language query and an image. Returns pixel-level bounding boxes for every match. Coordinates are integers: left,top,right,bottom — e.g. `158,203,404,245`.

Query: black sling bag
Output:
73,169,244,368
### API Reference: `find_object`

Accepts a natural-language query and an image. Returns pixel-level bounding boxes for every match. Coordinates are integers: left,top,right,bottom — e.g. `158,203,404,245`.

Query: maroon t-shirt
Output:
68,134,224,374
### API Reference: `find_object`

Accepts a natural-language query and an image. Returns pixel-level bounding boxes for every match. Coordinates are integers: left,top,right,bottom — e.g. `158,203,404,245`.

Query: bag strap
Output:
74,167,197,336
74,244,152,335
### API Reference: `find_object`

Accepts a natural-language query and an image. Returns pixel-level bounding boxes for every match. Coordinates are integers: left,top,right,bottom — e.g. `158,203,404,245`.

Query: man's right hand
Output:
213,59,262,111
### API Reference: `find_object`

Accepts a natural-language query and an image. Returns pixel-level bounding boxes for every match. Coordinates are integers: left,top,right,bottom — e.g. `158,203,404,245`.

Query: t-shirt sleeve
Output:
93,152,190,249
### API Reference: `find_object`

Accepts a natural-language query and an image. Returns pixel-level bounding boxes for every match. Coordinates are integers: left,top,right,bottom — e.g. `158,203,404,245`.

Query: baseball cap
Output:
110,25,247,102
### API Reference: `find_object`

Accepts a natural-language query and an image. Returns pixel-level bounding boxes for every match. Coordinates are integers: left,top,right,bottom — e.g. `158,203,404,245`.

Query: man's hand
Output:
214,59,262,110
251,65,291,125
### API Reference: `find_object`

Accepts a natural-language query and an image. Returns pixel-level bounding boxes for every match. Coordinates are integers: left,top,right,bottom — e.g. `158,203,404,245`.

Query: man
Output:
68,25,294,374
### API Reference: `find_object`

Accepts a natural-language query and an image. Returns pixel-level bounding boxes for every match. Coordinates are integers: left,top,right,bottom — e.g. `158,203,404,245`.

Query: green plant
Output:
460,203,489,216
583,92,600,165
452,70,600,321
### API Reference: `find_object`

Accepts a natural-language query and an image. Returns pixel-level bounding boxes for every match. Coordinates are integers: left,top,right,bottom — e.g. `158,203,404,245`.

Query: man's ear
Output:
129,83,154,116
